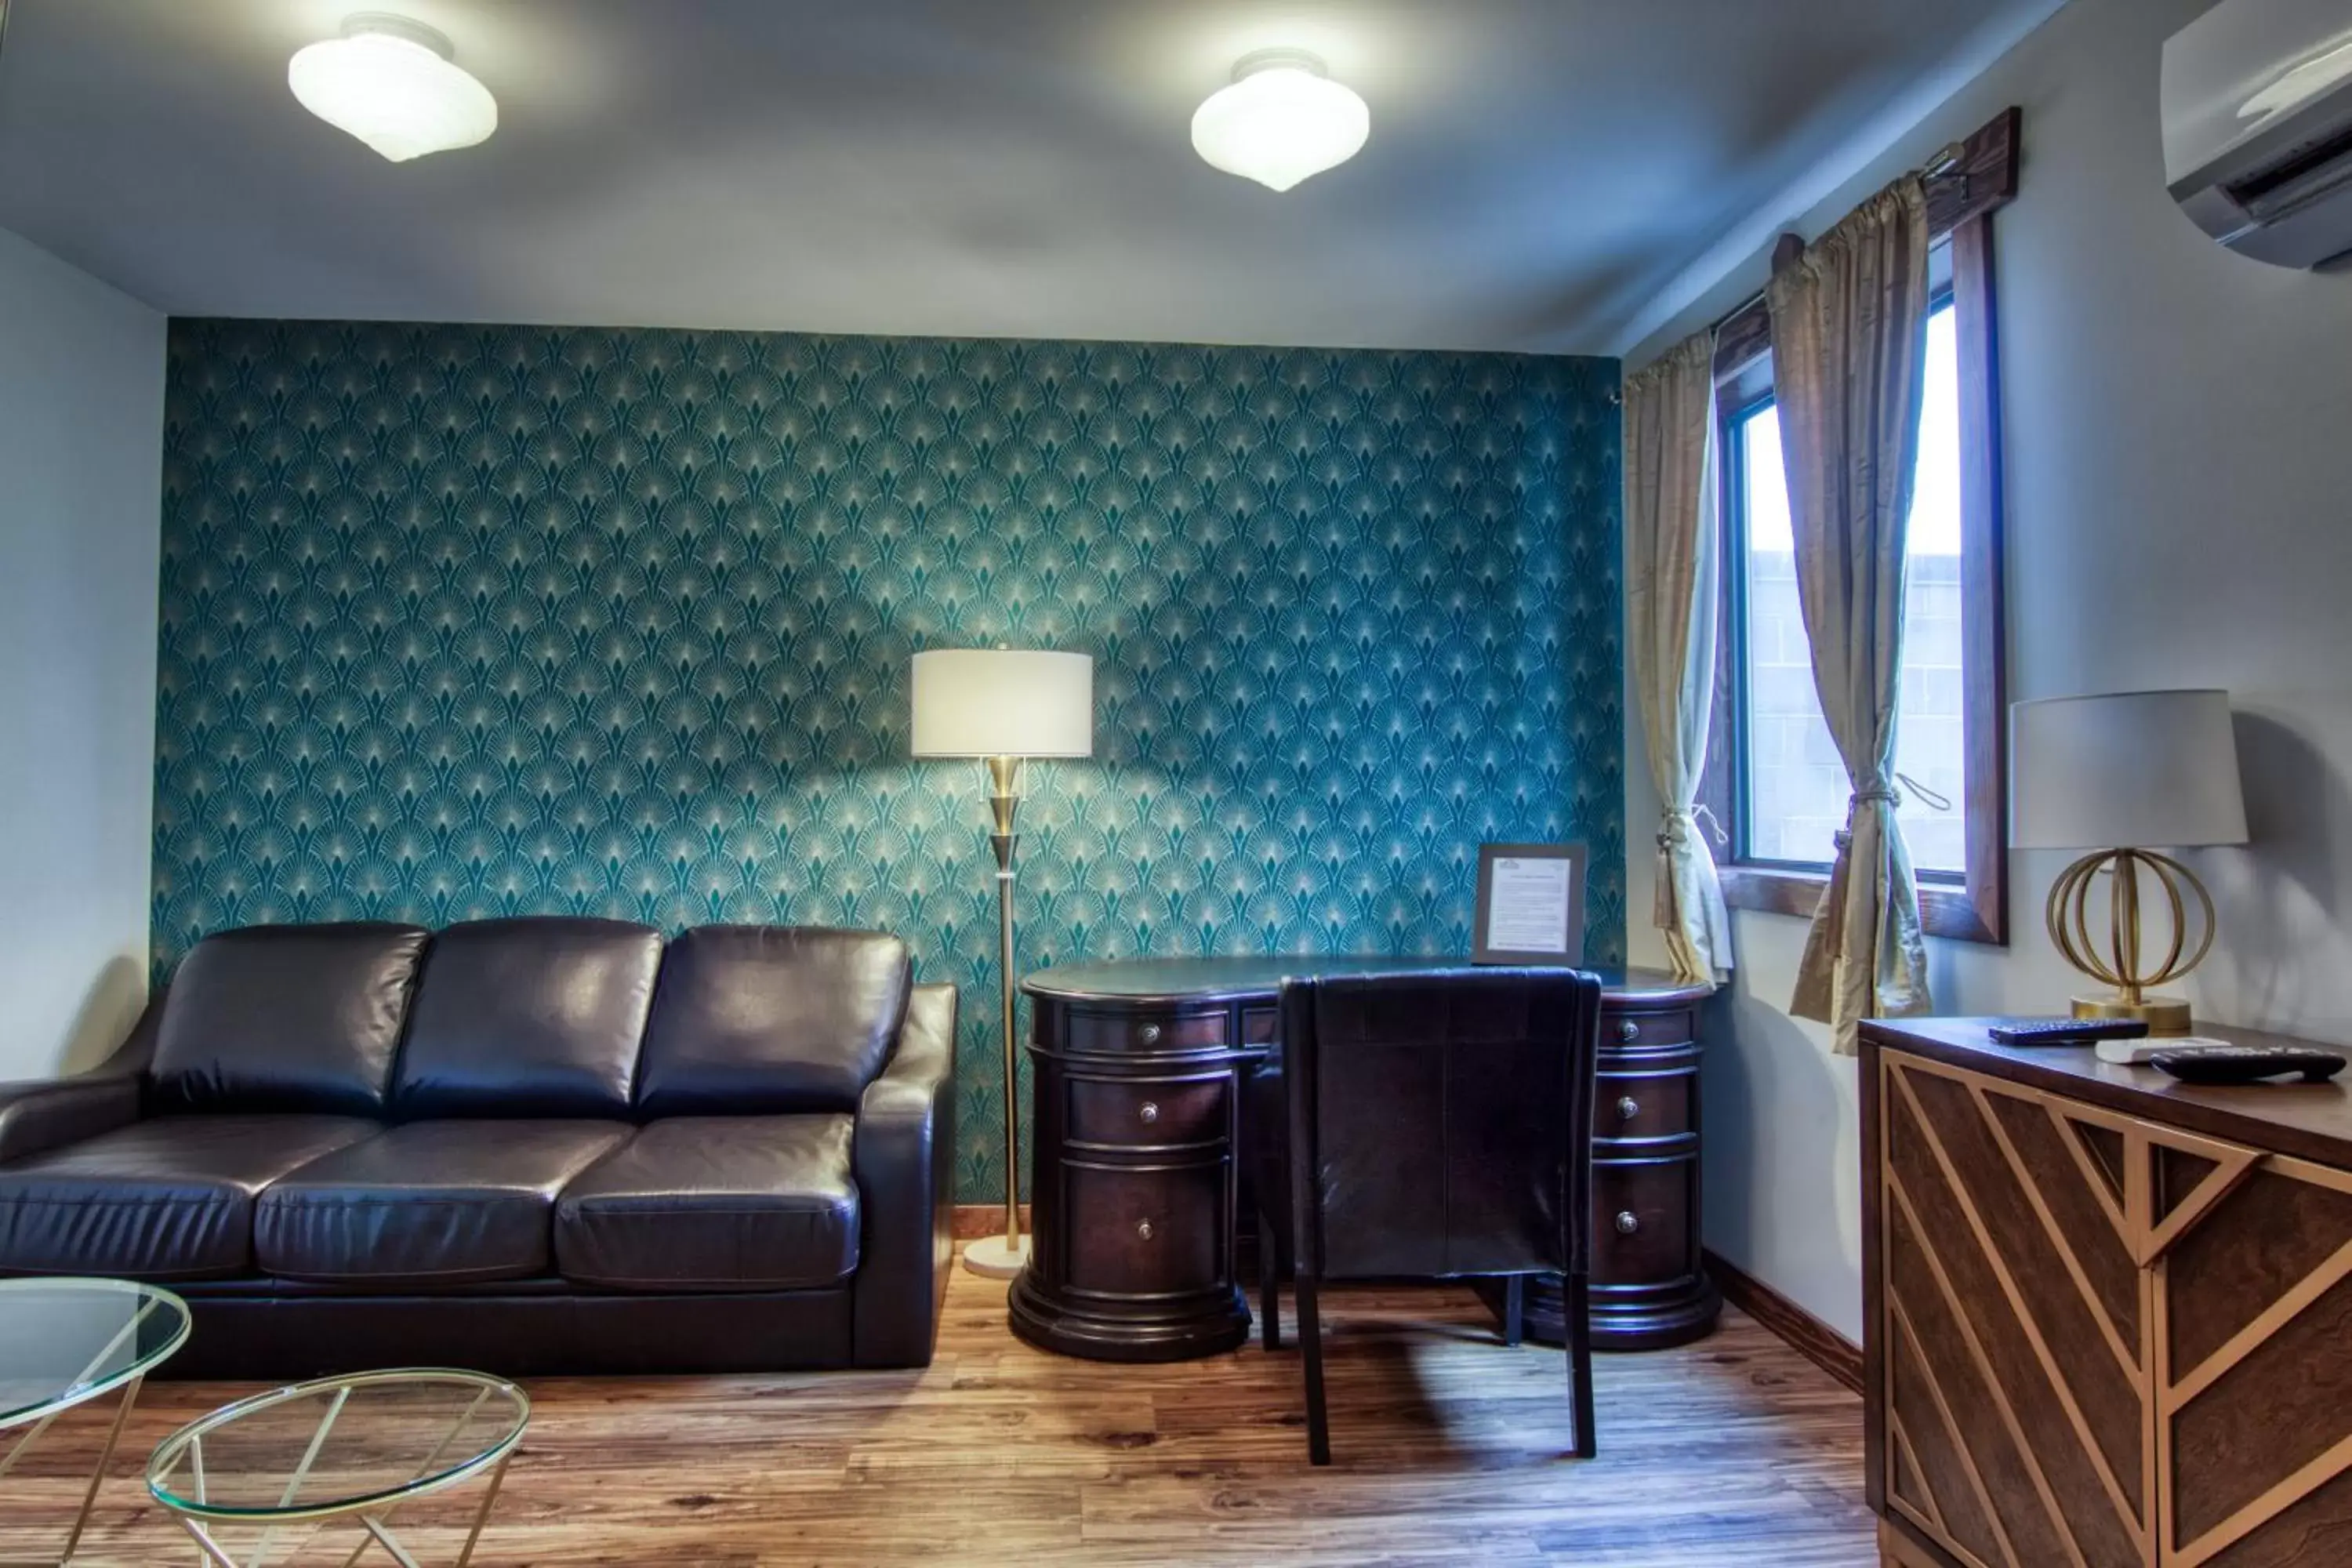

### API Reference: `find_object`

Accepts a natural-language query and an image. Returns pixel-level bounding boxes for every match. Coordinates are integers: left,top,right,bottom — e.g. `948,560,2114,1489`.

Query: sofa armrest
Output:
851,981,958,1367
0,1075,141,1166
0,993,159,1164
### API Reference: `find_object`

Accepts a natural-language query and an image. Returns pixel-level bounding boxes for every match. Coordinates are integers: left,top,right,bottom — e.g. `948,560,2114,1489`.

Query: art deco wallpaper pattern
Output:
155,319,1624,1200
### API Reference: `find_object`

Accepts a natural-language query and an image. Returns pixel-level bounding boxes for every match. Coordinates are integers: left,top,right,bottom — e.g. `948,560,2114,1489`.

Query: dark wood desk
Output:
1011,956,1720,1363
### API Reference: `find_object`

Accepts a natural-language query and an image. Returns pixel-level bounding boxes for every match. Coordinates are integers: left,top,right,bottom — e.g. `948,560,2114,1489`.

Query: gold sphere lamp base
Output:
2046,847,2216,1040
2071,992,2195,1036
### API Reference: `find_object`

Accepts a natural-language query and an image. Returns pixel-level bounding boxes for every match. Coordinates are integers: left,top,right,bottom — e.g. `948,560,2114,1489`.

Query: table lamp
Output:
2011,689,2248,1034
911,648,1094,1278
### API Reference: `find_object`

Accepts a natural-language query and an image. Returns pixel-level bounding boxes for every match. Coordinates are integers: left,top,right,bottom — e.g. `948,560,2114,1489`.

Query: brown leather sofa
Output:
0,917,957,1377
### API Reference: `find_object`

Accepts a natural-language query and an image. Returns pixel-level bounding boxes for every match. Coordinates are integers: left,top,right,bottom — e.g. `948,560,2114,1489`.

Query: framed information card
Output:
1472,842,1588,966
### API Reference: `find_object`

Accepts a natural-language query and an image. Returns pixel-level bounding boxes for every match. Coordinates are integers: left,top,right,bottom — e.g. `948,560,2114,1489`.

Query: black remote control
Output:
2147,1046,2349,1085
1988,1018,2152,1045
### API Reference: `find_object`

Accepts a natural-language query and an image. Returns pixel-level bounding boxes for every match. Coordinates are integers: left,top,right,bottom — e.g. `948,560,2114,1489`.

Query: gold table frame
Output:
0,1278,190,1568
146,1368,528,1568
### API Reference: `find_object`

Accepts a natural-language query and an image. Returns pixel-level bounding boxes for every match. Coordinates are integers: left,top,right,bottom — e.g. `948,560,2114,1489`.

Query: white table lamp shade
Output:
2010,689,2248,851
909,649,1094,759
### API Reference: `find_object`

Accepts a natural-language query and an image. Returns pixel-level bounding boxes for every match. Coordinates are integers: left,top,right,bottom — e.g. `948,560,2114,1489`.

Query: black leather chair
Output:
1268,967,1602,1465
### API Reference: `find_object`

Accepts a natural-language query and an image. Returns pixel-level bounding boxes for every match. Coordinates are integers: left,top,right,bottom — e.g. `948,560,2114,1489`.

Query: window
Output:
1731,297,1964,874
1706,212,2008,944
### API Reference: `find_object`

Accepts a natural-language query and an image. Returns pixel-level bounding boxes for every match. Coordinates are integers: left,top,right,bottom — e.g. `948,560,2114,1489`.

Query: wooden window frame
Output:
1697,109,2016,946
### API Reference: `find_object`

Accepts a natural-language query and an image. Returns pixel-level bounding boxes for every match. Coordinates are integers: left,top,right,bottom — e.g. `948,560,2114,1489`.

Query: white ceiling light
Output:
1191,49,1370,192
289,13,498,163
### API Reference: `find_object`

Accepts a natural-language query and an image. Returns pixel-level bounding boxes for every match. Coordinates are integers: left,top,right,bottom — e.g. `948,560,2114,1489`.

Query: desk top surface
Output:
1022,955,1713,1007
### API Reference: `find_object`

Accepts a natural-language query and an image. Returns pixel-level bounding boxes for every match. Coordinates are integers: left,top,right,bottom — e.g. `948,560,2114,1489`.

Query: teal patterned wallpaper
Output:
155,319,1624,1201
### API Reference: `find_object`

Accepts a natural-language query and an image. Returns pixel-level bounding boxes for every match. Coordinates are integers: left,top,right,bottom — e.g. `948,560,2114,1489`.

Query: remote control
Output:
2097,1037,2190,1065
2147,1046,2349,1085
1988,1018,2152,1045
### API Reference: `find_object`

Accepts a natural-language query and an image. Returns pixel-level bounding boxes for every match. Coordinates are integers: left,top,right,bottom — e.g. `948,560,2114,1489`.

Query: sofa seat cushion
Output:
555,1116,859,1291
0,1116,379,1279
256,1120,633,1286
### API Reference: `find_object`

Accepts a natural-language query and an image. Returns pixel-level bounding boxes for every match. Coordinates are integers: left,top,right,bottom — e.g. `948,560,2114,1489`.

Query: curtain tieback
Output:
1834,785,1901,853
1654,805,1730,936
1656,804,1728,854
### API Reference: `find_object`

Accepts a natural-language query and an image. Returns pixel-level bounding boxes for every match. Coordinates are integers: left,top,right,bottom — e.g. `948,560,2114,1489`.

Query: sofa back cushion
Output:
392,917,663,1119
152,924,430,1116
636,927,911,1116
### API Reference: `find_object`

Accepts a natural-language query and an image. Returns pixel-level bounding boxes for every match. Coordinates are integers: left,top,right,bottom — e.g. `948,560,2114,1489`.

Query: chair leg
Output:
1566,1269,1597,1459
1296,1266,1330,1465
1260,1237,1282,1351
1502,1275,1525,1347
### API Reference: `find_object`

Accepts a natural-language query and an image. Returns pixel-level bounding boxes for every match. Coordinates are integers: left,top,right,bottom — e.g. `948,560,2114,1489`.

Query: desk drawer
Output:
1066,1011,1230,1054
1064,1162,1226,1300
1069,1076,1229,1149
1606,1009,1697,1050
1593,1160,1694,1288
1599,1074,1693,1142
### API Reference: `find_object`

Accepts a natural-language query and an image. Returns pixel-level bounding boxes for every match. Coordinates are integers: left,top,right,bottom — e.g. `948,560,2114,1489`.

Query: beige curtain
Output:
1623,332,1733,984
1766,175,1934,1054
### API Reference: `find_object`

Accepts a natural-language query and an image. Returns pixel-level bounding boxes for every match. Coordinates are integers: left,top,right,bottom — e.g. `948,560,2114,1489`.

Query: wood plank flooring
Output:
1,1256,1872,1566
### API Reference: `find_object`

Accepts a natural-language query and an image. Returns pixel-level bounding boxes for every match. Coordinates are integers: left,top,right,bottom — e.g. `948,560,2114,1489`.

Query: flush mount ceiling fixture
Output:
288,13,497,163
1190,49,1370,192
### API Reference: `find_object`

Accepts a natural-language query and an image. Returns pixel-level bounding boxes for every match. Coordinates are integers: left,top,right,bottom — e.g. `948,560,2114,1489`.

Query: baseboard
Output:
1704,1248,1863,1395
952,1203,1033,1240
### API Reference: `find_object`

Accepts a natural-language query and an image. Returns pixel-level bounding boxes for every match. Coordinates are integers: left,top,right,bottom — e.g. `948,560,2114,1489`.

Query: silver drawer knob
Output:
1615,1211,1640,1236
1137,1220,1155,1241
1616,1096,1640,1121
1139,1023,1163,1044
1616,1020,1641,1044
1139,1101,1160,1123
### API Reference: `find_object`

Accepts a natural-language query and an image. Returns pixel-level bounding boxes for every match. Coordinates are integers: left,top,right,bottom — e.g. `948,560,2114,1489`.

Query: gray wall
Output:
1622,0,2352,1341
0,226,165,1079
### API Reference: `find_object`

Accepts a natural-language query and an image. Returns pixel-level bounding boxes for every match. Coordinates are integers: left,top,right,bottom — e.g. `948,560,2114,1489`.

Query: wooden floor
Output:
2,1257,1872,1566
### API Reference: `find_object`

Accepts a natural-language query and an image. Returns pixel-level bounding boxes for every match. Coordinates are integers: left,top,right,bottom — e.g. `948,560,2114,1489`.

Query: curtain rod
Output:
1707,125,1993,344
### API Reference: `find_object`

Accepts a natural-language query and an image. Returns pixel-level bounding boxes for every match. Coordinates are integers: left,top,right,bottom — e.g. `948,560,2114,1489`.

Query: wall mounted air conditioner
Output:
2164,0,2352,267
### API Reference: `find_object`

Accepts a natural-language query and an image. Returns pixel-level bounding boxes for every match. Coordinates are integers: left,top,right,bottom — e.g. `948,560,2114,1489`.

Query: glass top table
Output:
0,1276,191,1430
147,1369,528,1568
0,1276,191,1565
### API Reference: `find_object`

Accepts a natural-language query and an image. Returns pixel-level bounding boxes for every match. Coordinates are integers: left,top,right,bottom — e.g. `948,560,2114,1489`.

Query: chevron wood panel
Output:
2162,1152,2352,1566
1882,1057,2147,1567
1871,1044,2352,1568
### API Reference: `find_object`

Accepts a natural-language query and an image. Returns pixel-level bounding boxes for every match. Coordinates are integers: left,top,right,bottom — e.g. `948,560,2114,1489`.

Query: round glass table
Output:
147,1369,528,1568
0,1276,191,1566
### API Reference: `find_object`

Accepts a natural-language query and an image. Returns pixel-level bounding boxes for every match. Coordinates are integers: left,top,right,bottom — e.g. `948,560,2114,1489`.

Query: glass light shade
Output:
2011,689,2249,851
1191,51,1370,192
909,650,1094,759
289,17,498,163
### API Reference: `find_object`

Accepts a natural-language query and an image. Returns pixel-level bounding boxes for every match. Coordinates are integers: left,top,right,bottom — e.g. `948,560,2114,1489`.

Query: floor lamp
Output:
911,648,1094,1279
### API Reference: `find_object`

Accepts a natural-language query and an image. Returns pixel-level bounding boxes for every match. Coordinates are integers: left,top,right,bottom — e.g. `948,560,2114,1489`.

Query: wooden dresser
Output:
1862,1018,2352,1568
1013,956,1720,1362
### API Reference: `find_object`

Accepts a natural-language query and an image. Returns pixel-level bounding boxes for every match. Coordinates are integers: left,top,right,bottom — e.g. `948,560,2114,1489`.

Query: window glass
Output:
1733,299,1965,875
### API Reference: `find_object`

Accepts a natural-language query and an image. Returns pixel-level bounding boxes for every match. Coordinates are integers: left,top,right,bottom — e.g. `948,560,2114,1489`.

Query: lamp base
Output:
961,1234,1032,1279
2073,993,2194,1036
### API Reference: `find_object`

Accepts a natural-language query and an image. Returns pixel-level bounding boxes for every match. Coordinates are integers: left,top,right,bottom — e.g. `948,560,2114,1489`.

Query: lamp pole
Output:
980,754,1026,1269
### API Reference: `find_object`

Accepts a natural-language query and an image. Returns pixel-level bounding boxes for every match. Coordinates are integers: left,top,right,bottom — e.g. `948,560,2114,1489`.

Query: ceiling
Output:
0,1,2067,356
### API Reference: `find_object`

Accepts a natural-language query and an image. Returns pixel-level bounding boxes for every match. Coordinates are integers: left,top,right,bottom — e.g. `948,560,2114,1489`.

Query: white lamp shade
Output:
2011,689,2249,851
910,650,1094,759
1191,53,1370,192
289,19,498,163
